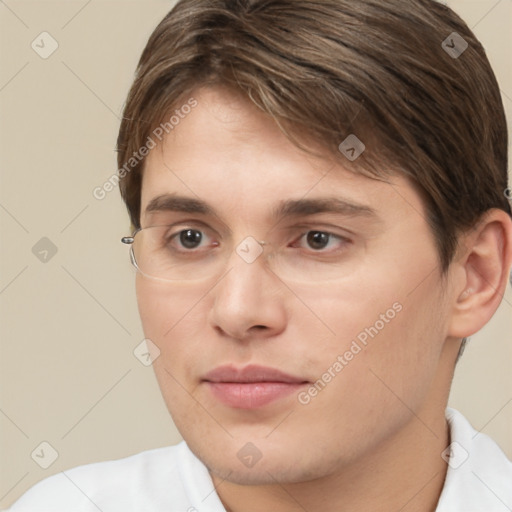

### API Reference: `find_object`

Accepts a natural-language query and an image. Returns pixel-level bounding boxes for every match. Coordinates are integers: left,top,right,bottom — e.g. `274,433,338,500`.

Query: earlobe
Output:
448,209,512,339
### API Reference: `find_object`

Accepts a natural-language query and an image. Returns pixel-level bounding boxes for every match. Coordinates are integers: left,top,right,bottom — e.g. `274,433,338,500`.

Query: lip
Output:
203,364,307,384
202,365,309,409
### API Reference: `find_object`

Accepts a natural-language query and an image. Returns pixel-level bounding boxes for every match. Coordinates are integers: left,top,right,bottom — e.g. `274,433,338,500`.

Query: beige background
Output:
0,0,511,508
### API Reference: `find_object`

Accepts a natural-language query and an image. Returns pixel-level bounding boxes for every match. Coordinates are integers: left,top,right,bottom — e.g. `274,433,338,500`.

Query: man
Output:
8,0,512,510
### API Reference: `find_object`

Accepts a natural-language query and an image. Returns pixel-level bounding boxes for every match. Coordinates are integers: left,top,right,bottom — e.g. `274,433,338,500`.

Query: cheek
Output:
286,312,443,467
136,277,168,340
300,271,448,427
136,276,202,337
136,277,211,424
135,277,208,377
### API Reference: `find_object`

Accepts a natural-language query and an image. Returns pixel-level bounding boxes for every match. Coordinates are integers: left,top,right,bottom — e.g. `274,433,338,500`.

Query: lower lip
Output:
205,381,307,409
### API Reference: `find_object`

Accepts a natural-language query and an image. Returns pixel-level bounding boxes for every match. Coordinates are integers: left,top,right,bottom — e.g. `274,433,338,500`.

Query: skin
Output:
135,85,512,512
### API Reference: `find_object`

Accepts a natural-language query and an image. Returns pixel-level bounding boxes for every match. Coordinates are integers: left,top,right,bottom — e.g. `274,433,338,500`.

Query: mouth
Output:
202,364,310,409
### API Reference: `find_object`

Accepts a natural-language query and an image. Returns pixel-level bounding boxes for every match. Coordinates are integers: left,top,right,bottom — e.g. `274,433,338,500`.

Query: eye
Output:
168,228,217,251
178,229,203,249
293,230,349,252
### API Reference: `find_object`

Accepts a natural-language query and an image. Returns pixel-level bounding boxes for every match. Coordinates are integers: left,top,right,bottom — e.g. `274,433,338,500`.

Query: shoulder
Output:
6,442,190,512
437,408,512,512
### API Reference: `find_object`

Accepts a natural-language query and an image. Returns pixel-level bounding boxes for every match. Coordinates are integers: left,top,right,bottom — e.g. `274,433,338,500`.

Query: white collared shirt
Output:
5,408,512,511
436,408,512,511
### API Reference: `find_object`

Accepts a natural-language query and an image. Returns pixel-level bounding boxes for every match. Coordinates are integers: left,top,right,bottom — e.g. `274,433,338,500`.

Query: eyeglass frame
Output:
121,224,355,283
121,227,277,282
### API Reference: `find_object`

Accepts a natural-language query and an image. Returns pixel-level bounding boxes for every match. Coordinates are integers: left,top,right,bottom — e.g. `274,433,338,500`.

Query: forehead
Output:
140,86,426,227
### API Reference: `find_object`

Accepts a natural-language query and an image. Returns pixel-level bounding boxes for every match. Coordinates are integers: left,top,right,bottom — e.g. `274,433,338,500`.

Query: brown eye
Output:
178,229,203,249
292,229,351,254
306,231,331,250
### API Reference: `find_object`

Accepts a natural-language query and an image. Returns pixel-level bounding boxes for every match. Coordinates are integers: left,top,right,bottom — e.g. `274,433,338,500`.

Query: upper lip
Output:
203,364,308,384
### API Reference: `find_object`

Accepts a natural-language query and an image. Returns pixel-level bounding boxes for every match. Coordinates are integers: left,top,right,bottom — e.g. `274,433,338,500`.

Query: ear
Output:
448,209,512,339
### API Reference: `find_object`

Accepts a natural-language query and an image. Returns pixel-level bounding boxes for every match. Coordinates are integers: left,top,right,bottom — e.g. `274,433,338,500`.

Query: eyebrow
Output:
146,194,214,216
145,193,379,222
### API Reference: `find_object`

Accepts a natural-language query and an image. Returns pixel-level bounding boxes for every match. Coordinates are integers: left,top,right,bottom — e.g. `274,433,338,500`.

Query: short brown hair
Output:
117,0,511,272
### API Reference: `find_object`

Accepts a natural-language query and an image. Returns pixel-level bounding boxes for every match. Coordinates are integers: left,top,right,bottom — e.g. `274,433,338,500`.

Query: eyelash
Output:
291,231,350,252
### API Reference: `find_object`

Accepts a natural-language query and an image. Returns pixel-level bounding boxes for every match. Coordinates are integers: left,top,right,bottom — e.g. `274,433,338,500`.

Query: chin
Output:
189,437,336,486
208,462,320,486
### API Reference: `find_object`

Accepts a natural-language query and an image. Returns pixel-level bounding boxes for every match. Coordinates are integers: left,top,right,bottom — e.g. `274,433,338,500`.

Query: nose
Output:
209,244,287,342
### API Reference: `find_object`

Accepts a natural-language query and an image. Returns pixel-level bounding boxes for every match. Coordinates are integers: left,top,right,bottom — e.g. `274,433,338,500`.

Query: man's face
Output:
136,86,455,484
